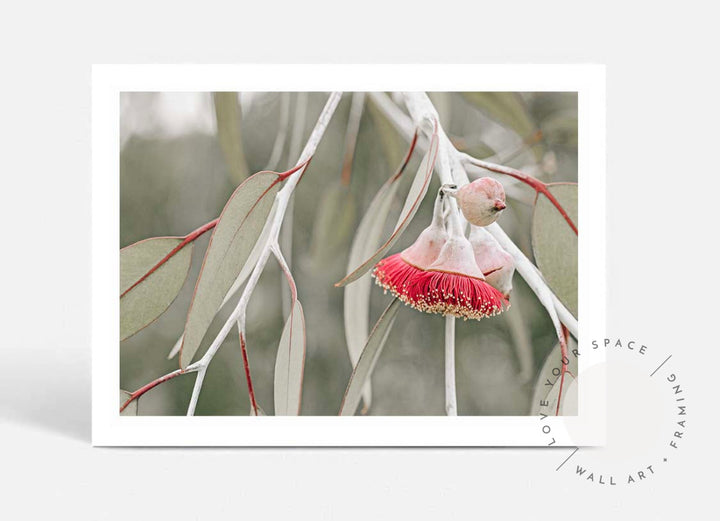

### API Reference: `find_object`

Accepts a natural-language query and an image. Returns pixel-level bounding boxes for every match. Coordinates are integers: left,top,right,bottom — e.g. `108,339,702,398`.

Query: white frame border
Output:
92,64,606,446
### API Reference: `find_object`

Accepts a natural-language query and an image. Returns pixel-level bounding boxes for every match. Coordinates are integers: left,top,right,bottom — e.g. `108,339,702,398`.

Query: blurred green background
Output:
120,91,577,416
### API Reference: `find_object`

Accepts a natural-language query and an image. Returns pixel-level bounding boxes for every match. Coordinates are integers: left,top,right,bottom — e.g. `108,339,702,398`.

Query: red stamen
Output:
373,254,508,320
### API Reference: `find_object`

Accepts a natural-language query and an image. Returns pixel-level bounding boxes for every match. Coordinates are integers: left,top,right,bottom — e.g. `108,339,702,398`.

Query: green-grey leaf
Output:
367,95,406,170
461,92,536,139
309,182,357,266
274,301,306,416
120,389,137,416
531,183,578,317
339,299,401,416
342,166,407,409
428,92,453,129
120,237,193,341
336,132,438,287
530,339,578,415
166,208,276,360
181,171,282,368
213,92,248,184
461,92,541,159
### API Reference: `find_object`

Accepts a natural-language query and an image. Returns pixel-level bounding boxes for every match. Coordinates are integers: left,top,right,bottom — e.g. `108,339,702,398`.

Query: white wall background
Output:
0,1,717,519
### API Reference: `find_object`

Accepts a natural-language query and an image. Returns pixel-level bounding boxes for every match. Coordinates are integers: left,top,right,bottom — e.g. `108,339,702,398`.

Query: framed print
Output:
92,64,605,446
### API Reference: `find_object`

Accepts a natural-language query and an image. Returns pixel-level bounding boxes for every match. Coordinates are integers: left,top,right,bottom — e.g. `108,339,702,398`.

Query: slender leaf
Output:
213,92,248,183
274,301,306,416
461,92,536,140
461,92,542,160
367,95,406,170
428,92,453,129
120,237,193,341
531,183,578,317
167,207,276,359
341,135,421,409
336,132,438,287
339,299,401,416
531,338,578,415
181,170,284,368
308,182,357,266
119,390,137,416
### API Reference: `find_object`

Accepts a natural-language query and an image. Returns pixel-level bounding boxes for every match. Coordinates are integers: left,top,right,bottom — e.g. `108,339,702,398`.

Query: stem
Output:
374,92,577,336
401,92,576,418
239,330,259,414
445,316,458,416
184,92,343,415
460,153,577,234
120,218,219,298
120,368,188,412
281,93,308,318
186,367,207,416
556,325,570,415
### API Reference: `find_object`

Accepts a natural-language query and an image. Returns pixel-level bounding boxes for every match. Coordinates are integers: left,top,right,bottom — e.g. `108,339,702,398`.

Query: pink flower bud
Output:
456,177,506,227
468,226,515,298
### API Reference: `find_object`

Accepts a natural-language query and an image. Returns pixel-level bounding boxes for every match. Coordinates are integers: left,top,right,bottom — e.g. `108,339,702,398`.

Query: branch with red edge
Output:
458,152,577,235
120,160,311,301
121,93,343,417
120,368,190,413
556,325,570,416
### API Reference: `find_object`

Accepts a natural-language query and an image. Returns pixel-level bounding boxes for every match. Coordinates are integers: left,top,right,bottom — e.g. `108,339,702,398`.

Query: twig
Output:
375,92,577,338
401,92,574,416
120,368,188,413
280,93,309,320
124,93,341,416
556,325,569,415
445,316,458,416
184,92,343,415
120,218,219,298
239,330,259,415
459,152,577,234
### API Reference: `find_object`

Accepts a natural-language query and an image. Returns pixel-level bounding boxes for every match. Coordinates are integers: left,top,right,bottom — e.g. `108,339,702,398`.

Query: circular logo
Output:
544,339,688,486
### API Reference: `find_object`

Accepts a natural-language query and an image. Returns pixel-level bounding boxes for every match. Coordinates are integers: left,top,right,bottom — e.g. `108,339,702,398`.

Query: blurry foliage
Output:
120,91,577,416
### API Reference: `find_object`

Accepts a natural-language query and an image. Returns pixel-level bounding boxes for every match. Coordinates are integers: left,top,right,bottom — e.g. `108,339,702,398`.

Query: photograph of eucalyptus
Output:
119,91,578,417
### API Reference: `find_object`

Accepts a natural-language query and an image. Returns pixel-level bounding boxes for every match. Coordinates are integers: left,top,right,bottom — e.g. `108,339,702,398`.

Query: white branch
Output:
444,316,458,416
185,92,343,415
380,92,577,336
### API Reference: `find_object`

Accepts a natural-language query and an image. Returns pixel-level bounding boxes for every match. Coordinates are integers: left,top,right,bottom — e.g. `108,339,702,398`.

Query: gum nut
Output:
457,177,506,227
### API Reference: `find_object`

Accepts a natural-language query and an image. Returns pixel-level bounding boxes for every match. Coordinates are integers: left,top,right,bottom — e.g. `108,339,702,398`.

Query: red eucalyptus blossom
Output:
373,189,508,320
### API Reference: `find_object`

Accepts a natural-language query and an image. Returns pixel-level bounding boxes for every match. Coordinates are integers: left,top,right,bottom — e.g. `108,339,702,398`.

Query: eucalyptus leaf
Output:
530,338,578,416
166,208,276,360
308,182,357,266
461,92,536,139
340,134,424,410
120,237,193,341
342,165,405,409
367,95,406,170
531,183,578,317
336,132,438,287
274,301,306,416
339,299,401,416
181,171,284,369
119,390,137,416
213,92,248,183
461,92,542,160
